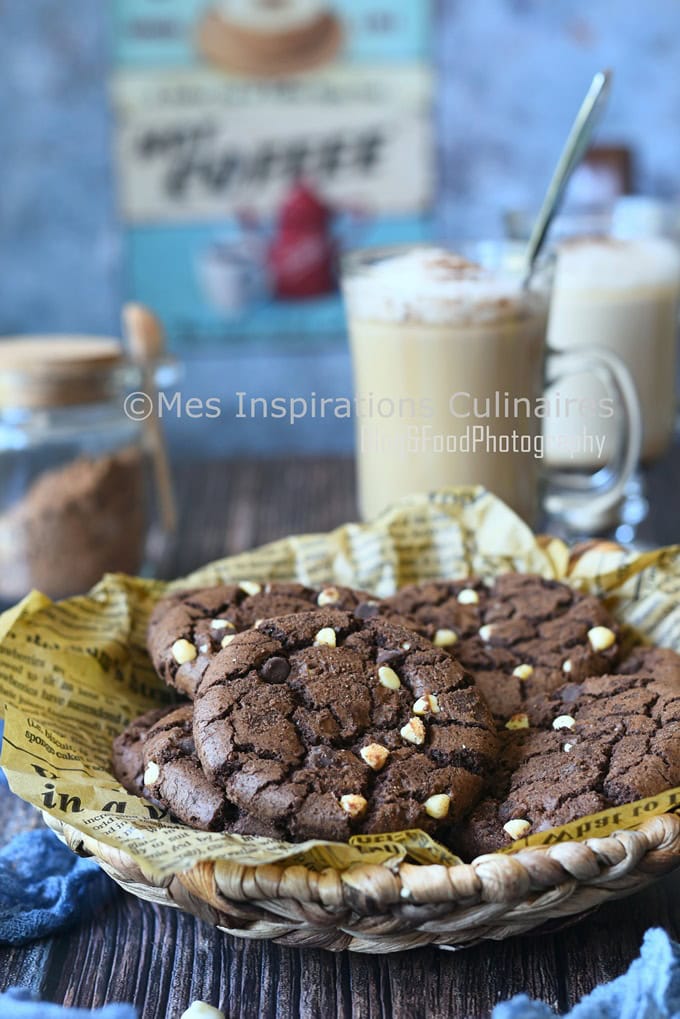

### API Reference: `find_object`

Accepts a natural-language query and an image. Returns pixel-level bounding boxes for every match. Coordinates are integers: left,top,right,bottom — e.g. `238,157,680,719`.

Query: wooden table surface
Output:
1,454,679,1019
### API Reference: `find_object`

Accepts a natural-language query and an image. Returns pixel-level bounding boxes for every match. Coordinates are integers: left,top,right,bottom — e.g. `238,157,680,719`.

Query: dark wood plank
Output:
1,453,679,1019
559,869,680,1008
160,457,357,579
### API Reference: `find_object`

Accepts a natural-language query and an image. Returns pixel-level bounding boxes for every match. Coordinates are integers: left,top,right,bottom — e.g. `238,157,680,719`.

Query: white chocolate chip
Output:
171,638,197,665
413,693,440,715
181,1003,225,1019
221,634,236,648
503,818,531,840
457,588,479,605
378,665,401,690
400,717,426,745
314,627,337,648
433,628,458,648
423,793,450,819
505,713,529,731
239,581,261,596
143,761,160,786
401,641,411,650
563,742,574,753
512,664,534,680
360,743,390,771
587,625,616,652
478,624,494,642
553,714,576,731
210,619,234,631
340,794,368,818
317,586,340,606
562,659,573,673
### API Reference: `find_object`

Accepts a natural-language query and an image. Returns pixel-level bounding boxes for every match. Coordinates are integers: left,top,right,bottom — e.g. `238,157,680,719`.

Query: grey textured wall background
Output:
437,0,680,238
0,0,120,336
2,0,680,452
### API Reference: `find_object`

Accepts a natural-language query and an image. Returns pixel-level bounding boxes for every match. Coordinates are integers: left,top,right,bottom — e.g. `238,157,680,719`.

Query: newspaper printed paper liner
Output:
0,487,679,877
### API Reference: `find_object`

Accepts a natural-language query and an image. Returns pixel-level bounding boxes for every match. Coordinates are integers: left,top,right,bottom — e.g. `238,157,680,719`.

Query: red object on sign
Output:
267,182,337,299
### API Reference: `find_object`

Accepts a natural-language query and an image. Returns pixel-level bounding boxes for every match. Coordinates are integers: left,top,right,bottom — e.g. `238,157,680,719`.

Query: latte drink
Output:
343,247,549,523
545,237,680,467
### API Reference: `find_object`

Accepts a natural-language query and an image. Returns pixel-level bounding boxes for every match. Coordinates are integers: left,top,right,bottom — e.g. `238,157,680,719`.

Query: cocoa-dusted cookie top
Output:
148,581,380,700
452,645,680,860
382,574,622,725
193,608,499,843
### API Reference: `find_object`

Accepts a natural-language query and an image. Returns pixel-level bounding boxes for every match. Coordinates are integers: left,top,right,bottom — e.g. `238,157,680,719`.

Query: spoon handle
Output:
524,69,612,281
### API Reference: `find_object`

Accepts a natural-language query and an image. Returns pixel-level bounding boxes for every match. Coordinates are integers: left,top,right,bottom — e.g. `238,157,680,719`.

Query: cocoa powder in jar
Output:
0,446,146,602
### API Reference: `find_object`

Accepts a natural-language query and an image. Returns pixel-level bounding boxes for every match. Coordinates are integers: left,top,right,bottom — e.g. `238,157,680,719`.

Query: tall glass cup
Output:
342,243,642,528
506,203,680,539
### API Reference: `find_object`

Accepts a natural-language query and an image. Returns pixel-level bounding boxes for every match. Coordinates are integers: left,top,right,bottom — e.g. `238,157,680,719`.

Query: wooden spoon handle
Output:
122,303,177,536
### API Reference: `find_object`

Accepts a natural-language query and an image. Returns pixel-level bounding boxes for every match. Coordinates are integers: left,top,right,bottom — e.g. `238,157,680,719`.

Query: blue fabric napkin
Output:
0,827,116,946
493,927,680,1018
0,988,137,1018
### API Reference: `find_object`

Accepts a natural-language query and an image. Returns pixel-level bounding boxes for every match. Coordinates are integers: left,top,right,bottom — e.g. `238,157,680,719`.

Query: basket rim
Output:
44,811,680,912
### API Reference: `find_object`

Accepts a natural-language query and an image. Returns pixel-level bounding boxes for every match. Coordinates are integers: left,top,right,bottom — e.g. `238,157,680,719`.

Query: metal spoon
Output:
524,69,612,283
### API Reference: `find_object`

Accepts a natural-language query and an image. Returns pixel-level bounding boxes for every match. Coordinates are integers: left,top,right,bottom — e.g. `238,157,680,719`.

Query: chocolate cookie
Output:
192,608,499,843
140,703,233,830
111,706,171,797
148,581,380,699
453,645,680,859
112,704,283,836
383,574,621,725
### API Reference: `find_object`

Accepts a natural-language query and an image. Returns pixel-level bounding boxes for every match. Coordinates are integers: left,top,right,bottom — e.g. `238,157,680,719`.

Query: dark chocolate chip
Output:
376,647,403,666
354,601,380,620
260,656,291,683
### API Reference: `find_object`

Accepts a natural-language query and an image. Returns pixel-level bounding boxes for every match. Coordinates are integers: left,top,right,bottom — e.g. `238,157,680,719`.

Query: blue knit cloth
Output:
493,928,680,1018
0,826,115,946
0,989,137,1018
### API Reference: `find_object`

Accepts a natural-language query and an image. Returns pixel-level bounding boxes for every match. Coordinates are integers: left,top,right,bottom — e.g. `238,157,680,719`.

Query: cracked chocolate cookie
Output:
382,574,622,725
148,581,380,699
140,703,232,830
112,703,283,835
192,607,499,843
452,645,680,859
111,705,171,798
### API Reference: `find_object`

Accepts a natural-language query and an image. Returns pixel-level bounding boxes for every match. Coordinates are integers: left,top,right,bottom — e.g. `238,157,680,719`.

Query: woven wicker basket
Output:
34,534,680,952
43,812,680,953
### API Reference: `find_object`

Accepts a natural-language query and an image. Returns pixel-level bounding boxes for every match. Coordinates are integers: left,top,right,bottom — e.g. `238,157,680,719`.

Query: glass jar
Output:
0,336,173,605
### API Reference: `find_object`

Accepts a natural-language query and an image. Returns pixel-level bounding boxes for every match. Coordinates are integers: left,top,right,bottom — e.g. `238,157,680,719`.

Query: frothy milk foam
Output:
347,248,533,324
545,236,680,467
344,247,548,523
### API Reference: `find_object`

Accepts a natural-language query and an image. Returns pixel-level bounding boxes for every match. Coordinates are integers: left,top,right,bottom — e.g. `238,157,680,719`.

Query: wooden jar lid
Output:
0,336,127,409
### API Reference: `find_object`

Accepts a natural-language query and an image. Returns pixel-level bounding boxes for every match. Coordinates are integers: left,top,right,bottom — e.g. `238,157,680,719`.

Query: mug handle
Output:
543,346,643,532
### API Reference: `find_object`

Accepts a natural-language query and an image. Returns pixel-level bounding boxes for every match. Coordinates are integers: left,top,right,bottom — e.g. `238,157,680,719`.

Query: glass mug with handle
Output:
341,243,642,530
